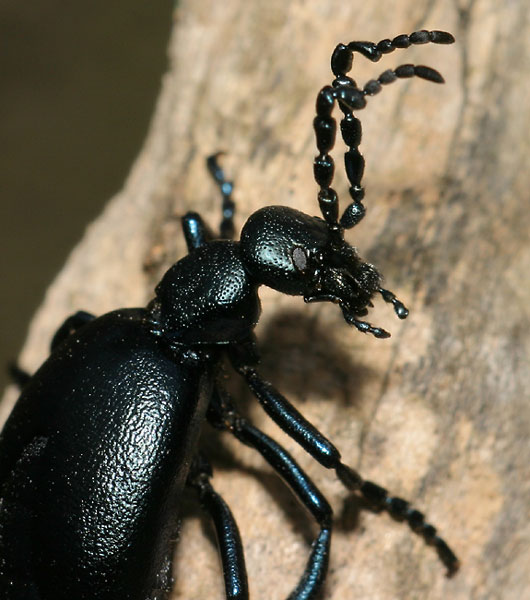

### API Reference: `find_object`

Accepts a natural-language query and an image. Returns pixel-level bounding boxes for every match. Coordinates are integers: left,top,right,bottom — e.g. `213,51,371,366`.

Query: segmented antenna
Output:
313,30,454,231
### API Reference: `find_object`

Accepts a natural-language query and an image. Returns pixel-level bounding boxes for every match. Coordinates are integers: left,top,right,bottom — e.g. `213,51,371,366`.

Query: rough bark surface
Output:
2,1,529,599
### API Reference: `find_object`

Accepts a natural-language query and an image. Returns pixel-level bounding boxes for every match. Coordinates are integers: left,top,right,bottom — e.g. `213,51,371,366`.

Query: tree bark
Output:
2,1,529,599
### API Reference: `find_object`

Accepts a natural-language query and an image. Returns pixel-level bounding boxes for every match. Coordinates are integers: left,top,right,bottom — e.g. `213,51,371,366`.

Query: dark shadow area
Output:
247,309,376,409
176,307,454,586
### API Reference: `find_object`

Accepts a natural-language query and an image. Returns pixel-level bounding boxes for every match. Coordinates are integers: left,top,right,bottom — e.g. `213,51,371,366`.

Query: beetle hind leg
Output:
148,548,176,600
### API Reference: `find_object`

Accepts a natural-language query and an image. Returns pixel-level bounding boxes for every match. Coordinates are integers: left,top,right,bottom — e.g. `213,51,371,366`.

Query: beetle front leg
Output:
229,346,459,575
208,388,332,600
187,453,249,600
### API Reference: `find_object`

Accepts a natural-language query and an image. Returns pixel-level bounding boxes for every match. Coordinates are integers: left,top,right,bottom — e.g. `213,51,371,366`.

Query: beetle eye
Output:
292,247,309,273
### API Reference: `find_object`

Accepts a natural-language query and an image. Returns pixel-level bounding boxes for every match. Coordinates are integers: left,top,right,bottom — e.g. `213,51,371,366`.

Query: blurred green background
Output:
0,1,172,392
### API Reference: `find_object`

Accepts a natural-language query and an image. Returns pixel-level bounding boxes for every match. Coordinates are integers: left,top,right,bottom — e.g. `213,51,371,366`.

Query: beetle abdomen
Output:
0,309,215,599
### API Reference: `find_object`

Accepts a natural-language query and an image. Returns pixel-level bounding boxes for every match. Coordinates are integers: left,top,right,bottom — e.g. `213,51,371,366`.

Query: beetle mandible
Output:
0,29,457,600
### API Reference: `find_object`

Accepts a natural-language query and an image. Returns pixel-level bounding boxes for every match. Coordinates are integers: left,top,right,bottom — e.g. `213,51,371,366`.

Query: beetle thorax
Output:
152,241,261,346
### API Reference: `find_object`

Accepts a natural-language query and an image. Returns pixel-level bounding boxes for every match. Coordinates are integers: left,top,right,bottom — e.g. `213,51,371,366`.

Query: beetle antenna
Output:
346,29,455,63
313,30,454,233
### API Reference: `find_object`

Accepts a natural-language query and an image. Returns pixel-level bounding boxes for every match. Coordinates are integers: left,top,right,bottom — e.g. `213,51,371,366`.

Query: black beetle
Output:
0,30,457,600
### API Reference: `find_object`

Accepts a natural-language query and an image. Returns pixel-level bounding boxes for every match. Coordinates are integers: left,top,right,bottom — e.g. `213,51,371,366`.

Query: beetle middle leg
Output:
187,453,249,600
208,387,332,600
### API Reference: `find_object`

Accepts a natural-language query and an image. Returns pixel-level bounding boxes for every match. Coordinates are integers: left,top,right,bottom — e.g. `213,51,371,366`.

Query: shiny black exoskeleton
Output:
0,30,457,599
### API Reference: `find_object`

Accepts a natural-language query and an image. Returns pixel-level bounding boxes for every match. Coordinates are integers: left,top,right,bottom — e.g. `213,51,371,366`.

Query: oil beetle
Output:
0,29,457,599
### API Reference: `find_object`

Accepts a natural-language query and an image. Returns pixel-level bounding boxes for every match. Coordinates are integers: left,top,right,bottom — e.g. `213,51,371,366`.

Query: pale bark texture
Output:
2,1,529,599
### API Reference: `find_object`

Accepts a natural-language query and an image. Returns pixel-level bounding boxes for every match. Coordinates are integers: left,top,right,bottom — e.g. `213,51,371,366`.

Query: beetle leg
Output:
208,388,332,600
347,478,460,576
181,153,236,251
8,310,97,389
229,358,459,575
181,212,213,251
7,363,32,389
207,152,235,239
233,364,343,469
187,453,249,600
50,310,95,351
149,549,175,600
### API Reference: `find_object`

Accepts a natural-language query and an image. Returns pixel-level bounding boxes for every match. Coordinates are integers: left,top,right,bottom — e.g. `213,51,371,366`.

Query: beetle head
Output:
240,205,397,336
